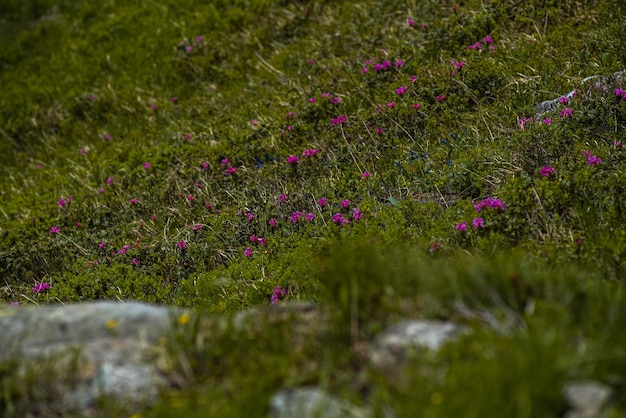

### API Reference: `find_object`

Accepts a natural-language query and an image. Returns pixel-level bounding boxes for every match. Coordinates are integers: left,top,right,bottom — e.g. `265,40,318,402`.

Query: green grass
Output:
1,0,626,415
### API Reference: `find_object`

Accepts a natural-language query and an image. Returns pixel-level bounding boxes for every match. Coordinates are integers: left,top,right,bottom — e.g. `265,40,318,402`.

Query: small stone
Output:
563,380,613,418
269,387,371,418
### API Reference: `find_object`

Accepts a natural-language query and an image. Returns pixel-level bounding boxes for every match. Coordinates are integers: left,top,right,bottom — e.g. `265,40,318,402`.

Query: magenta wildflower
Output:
129,199,138,204
455,222,467,232
543,118,552,125
387,102,396,108
271,286,286,304
226,166,238,175
474,197,506,212
411,104,421,110
258,237,267,247
107,176,115,184
318,198,328,207
472,217,485,229
132,258,140,266
468,42,483,50
517,116,533,130
98,188,105,193
193,224,203,231
57,197,67,208
332,213,349,225
361,171,371,179
331,114,347,126
407,19,415,26
268,218,277,227
560,108,573,118
244,247,253,257
286,155,300,164
616,141,622,148
98,242,107,249
395,85,409,95
429,242,442,254
330,96,341,105
341,199,350,208
49,226,61,234
33,283,50,293
221,158,230,167
559,96,569,104
171,97,178,103
584,150,603,166
187,195,195,201
352,207,363,220
435,95,446,102
177,241,188,249
361,67,368,73
102,133,111,141
483,35,494,44
539,166,556,177
309,97,317,103
196,35,204,42
290,212,302,223
143,162,151,170
247,212,255,221
279,194,287,203
305,213,315,221
450,59,466,70
185,45,193,53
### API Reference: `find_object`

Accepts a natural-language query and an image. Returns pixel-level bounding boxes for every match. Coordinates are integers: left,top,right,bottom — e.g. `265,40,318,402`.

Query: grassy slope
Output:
1,0,626,416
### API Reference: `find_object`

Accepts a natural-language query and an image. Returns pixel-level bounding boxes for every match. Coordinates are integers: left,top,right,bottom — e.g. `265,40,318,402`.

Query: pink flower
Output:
247,212,255,221
76,223,81,228
268,218,277,227
361,67,368,73
57,197,67,208
49,226,61,234
616,141,622,148
395,86,409,95
193,224,203,231
584,150,603,166
290,212,302,223
407,19,415,26
187,195,195,201
559,96,569,104
395,60,405,68
375,127,384,134
271,286,286,304
177,241,188,249
543,118,552,125
411,104,421,110
107,176,115,184
185,46,193,53
387,102,396,108
332,213,349,225
226,166,238,175
435,95,446,102
361,171,371,179
258,237,267,247
560,108,573,118
244,247,253,257
309,97,317,103
341,199,350,208
455,222,467,232
305,213,315,221
330,97,341,105
132,258,140,266
221,158,230,167
279,194,287,203
539,166,556,177
129,199,138,204
33,283,50,293
286,155,300,164
102,133,111,141
196,35,204,42
171,97,178,103
318,198,328,207
483,35,494,44
143,162,151,169
473,197,506,212
331,115,347,126
98,242,107,249
472,217,485,229
352,208,363,220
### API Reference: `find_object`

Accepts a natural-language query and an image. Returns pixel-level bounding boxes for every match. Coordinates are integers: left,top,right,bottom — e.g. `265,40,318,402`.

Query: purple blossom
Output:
560,108,573,118
395,86,409,95
361,171,371,179
472,217,485,229
473,197,506,212
271,286,286,304
332,213,349,226
543,118,552,125
482,35,494,44
352,208,363,220
49,226,61,234
584,150,603,166
132,258,140,266
455,222,467,232
341,199,350,208
177,241,188,249
279,194,287,203
331,115,347,126
290,212,302,223
226,166,238,175
33,283,50,293
268,218,277,227
244,247,253,257
305,213,315,221
286,155,300,165
539,166,556,177
318,198,328,207
143,162,151,170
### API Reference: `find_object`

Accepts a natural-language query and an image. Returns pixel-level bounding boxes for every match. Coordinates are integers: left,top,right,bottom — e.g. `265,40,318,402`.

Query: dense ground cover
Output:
1,0,626,416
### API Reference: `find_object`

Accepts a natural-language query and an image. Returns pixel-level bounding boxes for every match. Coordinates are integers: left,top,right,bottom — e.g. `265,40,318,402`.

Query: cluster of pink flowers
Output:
613,88,626,99
455,217,485,231
517,116,534,130
290,211,315,223
332,212,350,226
286,155,300,164
115,244,132,255
396,85,409,95
57,195,73,208
302,148,321,158
473,197,506,212
221,158,238,175
539,166,556,177
177,241,188,249
560,108,573,118
584,150,603,166
467,35,496,51
250,234,267,247
271,285,286,304
449,59,466,72
33,283,50,293
331,114,347,126
49,226,61,234
87,260,99,268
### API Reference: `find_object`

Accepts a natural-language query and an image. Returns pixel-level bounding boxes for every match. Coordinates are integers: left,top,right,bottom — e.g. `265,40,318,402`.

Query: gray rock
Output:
368,320,466,372
563,380,613,418
0,302,186,413
269,387,371,418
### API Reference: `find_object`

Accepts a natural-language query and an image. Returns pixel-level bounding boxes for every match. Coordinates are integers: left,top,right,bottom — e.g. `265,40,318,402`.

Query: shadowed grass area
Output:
1,0,626,415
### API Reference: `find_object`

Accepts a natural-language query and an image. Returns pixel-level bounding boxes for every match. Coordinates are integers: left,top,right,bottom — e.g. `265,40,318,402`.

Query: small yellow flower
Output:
178,313,190,325
105,318,118,330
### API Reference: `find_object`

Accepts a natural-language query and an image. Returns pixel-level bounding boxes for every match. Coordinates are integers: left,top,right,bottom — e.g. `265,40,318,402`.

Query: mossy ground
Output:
1,0,626,416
